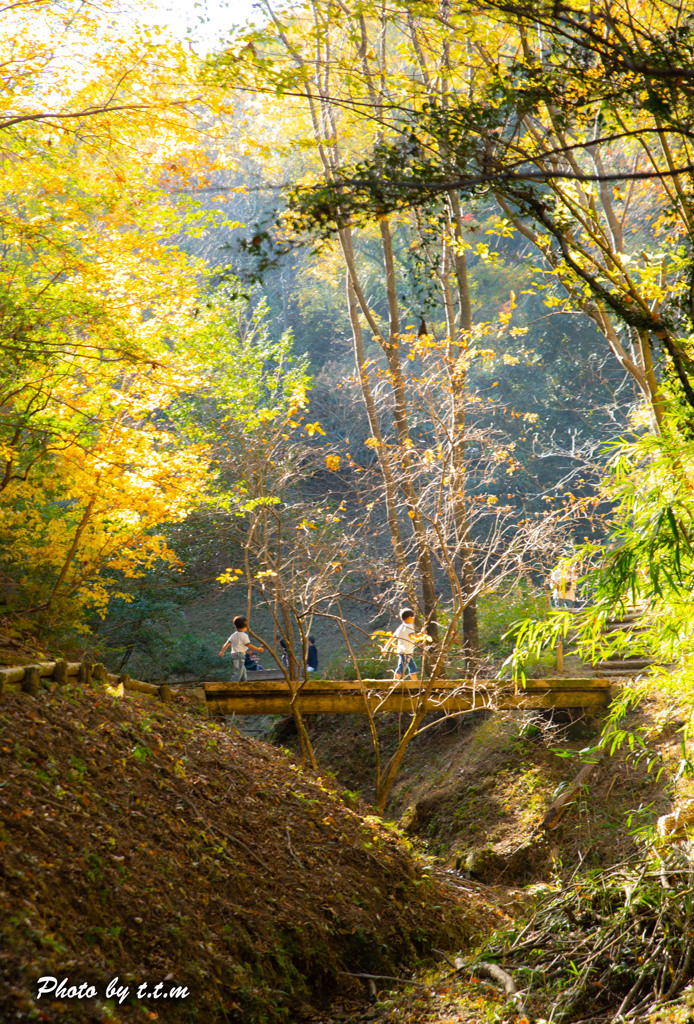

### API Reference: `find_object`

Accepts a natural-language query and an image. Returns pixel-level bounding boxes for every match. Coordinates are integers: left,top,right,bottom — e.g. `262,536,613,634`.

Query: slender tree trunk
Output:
342,240,419,611
448,198,480,668
44,487,99,610
338,10,439,628
378,217,440,642
278,598,316,768
376,705,430,813
406,10,479,666
438,206,480,670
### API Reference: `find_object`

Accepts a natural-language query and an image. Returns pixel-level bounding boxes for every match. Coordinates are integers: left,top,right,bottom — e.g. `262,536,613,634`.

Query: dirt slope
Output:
0,685,506,1024
295,703,676,881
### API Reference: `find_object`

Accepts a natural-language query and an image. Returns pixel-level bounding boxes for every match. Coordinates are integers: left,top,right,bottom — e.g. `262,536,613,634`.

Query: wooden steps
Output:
593,607,656,678
593,659,654,676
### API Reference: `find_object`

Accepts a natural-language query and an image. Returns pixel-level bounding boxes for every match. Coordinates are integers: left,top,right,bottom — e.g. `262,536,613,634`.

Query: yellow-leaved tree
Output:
0,0,237,639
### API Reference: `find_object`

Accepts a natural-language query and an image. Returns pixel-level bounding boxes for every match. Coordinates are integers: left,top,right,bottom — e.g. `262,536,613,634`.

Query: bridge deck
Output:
199,677,613,715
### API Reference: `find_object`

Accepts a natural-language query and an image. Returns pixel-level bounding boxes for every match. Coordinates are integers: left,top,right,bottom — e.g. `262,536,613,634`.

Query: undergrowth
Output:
465,848,694,1022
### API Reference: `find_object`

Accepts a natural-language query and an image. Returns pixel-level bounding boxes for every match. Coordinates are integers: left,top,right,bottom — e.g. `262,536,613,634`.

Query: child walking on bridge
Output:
219,615,264,682
393,608,418,681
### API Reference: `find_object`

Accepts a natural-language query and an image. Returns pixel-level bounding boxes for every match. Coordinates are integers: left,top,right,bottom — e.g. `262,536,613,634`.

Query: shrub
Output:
324,643,391,680
478,585,548,657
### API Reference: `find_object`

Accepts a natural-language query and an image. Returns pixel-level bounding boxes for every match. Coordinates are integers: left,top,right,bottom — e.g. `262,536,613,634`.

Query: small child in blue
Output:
219,615,264,682
393,608,418,680
306,635,318,673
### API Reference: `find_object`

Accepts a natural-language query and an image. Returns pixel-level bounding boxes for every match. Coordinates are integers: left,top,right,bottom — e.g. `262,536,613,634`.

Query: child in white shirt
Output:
393,608,418,680
219,615,264,682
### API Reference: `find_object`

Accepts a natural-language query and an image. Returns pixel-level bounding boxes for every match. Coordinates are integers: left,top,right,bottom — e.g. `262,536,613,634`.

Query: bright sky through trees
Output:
133,0,265,51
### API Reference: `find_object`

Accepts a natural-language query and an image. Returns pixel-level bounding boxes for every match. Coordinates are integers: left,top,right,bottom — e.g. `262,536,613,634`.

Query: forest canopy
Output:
3,0,694,721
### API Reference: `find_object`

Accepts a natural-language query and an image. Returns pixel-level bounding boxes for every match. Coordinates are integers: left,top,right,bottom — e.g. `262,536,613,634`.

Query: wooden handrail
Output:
0,659,207,714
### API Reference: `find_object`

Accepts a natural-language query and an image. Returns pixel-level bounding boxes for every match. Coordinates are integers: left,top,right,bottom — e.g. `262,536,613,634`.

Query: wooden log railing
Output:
0,660,208,714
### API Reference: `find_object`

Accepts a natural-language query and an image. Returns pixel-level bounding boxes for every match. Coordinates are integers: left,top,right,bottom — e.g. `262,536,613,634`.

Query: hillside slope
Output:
0,686,506,1024
296,702,675,881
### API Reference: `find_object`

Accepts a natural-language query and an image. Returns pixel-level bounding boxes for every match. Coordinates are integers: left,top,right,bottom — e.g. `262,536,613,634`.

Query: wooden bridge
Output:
0,660,614,716
202,676,613,715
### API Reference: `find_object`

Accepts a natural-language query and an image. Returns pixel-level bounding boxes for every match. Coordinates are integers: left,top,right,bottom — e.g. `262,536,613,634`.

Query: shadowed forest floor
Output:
2,644,689,1024
277,695,689,1023
285,698,675,879
0,684,512,1024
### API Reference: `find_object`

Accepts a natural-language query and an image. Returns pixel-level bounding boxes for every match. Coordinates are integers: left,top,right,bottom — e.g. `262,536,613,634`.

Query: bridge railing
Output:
202,676,615,714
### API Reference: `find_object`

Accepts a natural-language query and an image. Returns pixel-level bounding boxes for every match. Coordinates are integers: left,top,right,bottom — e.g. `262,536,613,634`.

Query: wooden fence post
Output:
53,660,68,686
21,666,40,696
78,659,93,686
191,686,209,718
92,664,108,687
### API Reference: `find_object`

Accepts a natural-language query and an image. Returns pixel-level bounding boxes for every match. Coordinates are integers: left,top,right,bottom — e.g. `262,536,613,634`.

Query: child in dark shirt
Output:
307,636,318,673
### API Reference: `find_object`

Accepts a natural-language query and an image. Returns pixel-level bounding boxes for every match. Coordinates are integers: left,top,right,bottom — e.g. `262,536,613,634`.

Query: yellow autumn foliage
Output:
0,1,237,634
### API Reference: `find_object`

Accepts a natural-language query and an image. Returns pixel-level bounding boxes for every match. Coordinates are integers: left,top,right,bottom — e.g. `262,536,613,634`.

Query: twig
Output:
167,789,269,871
285,826,305,869
476,961,522,1001
337,971,427,987
455,958,526,1012
541,758,603,831
432,947,457,970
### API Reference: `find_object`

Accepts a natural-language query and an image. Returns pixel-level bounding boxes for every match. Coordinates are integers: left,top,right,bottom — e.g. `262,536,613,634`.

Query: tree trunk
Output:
443,201,480,669
378,216,439,640
375,706,429,813
341,238,419,611
45,488,99,610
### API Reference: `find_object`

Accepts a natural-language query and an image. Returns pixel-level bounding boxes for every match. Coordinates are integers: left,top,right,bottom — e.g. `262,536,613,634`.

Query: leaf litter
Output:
0,686,509,1023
